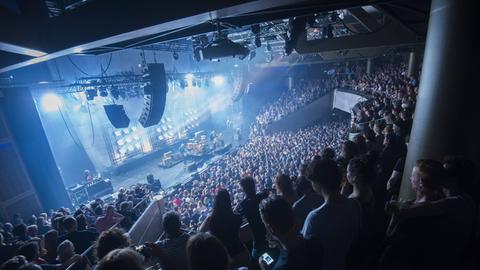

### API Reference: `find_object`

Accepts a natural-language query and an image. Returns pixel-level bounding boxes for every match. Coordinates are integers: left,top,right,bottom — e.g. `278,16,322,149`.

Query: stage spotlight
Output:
266,43,272,52
41,93,62,112
266,53,273,63
185,73,195,80
85,89,97,100
211,75,225,86
251,24,261,35
110,87,120,99
249,51,256,60
323,24,334,39
254,36,261,48
99,87,108,97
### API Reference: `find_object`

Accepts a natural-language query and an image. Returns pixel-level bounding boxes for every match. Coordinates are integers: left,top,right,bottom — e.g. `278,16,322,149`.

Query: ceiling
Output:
0,0,431,73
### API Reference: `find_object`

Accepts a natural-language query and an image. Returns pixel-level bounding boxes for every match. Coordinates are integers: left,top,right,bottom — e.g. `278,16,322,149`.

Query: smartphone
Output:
261,253,274,265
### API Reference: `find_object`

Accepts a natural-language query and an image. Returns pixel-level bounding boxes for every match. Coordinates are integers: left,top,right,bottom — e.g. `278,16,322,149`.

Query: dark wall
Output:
0,87,72,210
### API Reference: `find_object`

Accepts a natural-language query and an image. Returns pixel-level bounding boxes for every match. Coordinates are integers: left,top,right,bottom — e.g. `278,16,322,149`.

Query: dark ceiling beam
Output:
374,4,422,37
295,17,423,54
347,7,382,32
389,2,429,16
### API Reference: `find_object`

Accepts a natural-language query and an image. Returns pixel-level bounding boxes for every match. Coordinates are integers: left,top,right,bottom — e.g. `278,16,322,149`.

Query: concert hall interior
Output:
0,1,478,270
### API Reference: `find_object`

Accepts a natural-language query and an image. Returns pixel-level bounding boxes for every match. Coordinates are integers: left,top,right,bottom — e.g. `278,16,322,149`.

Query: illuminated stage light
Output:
117,139,125,146
135,143,141,149
114,130,122,137
126,136,133,143
211,75,225,86
158,135,163,140
185,73,195,80
156,127,161,133
127,145,135,152
119,148,127,154
142,139,153,153
41,93,62,112
123,128,129,134
131,126,137,132
133,135,140,141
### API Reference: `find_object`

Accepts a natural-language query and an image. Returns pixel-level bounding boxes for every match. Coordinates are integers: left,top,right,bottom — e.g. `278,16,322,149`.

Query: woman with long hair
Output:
199,189,249,268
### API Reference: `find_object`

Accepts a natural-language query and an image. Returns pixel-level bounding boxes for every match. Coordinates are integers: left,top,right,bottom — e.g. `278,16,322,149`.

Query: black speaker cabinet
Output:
104,104,130,128
139,63,167,128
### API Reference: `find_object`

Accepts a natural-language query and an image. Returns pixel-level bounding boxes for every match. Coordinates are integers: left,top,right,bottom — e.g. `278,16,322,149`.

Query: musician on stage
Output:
84,169,94,183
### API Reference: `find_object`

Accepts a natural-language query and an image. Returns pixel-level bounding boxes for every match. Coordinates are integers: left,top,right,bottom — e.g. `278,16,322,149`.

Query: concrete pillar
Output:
407,51,418,77
366,58,372,75
399,0,477,200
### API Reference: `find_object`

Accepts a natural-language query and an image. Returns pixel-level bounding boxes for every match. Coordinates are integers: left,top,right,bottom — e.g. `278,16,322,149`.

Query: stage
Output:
109,130,244,192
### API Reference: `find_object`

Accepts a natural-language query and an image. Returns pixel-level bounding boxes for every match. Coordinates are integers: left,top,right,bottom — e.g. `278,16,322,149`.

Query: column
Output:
407,51,418,77
399,0,476,200
366,58,372,75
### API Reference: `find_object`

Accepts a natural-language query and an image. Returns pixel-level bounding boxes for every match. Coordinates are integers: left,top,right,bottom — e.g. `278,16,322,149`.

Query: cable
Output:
86,102,95,145
102,53,113,75
67,56,95,76
58,106,85,150
54,59,63,80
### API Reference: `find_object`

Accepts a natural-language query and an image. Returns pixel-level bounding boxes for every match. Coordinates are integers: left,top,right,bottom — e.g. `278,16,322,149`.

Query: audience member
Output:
235,177,269,259
58,216,98,254
155,211,190,270
259,197,323,270
96,248,144,270
186,233,230,270
302,159,361,270
292,176,323,232
200,189,249,268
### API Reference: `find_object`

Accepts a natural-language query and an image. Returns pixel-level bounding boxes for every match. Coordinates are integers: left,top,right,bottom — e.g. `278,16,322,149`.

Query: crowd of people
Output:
1,60,479,270
349,63,417,134
252,78,334,131
166,120,349,231
0,184,150,269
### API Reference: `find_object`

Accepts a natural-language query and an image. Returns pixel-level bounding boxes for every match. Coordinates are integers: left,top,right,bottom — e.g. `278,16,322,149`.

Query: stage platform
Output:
110,132,244,192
